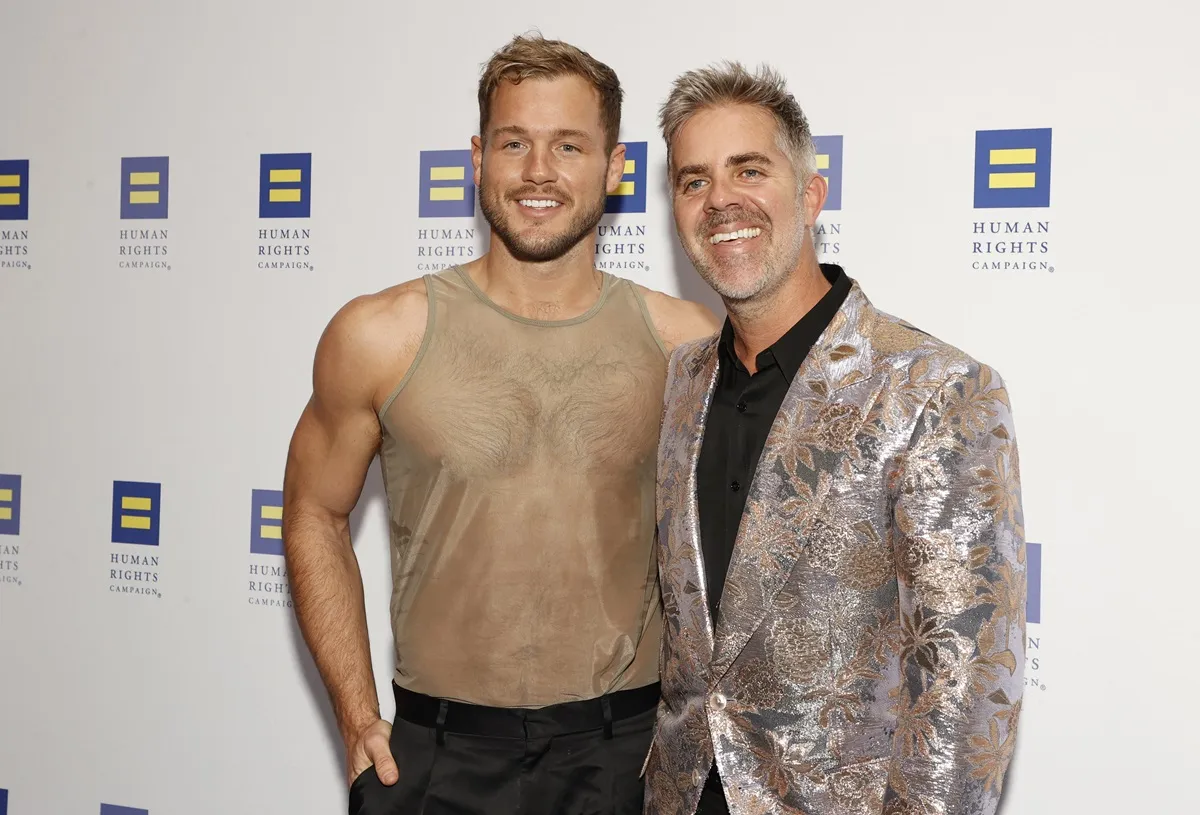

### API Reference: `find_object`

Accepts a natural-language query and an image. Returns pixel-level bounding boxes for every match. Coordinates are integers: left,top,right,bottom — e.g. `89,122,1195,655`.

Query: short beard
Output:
479,177,607,263
682,208,807,305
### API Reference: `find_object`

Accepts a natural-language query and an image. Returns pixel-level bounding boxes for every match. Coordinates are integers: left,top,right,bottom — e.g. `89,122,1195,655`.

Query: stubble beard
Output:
479,177,607,264
682,208,808,310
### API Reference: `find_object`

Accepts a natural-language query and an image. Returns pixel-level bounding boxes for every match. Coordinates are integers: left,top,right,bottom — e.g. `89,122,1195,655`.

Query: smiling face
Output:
670,103,822,303
474,74,626,264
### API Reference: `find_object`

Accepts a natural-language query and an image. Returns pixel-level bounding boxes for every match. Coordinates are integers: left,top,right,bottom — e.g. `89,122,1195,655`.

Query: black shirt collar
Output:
718,263,852,383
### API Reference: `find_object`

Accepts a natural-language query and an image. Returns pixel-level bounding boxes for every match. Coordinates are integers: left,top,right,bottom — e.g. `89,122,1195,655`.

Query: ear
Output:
802,170,828,226
471,135,484,187
605,142,628,196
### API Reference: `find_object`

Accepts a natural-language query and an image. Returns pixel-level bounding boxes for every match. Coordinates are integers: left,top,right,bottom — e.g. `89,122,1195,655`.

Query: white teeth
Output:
709,227,762,244
519,199,561,209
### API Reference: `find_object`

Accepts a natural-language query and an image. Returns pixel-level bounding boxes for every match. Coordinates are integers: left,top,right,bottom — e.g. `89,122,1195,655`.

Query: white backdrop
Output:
1,1,1198,812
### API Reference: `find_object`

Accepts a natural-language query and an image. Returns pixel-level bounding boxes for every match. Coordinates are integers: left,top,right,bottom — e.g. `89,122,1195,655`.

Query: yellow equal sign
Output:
989,147,1037,189
0,173,21,206
270,168,303,202
121,495,153,529
0,488,11,521
260,503,283,539
429,165,465,201
613,158,636,196
129,171,160,204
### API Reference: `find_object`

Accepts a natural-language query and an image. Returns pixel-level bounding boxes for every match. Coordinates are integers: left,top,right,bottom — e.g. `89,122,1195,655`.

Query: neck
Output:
726,249,829,374
468,230,602,321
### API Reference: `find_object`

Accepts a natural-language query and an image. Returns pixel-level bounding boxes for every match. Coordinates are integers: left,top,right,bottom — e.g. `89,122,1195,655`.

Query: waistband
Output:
392,681,661,742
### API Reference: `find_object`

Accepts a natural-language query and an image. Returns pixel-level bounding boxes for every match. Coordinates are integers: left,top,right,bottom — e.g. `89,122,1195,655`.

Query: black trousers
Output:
349,682,659,815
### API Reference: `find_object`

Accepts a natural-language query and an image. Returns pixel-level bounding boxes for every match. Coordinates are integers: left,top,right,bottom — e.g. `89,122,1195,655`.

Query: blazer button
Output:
709,692,727,711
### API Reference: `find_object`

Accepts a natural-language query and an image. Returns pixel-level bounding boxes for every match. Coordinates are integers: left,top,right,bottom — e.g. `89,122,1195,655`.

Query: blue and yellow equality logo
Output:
974,128,1052,209
1,786,8,814
251,489,284,556
260,153,312,218
0,474,21,536
101,805,148,815
111,481,161,546
0,160,29,221
419,150,475,218
605,141,647,214
1026,541,1042,624
120,157,169,220
812,136,843,211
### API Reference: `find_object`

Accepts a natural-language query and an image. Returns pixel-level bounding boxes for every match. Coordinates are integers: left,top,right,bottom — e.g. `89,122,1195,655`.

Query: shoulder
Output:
313,277,430,407
631,282,722,353
864,302,1008,401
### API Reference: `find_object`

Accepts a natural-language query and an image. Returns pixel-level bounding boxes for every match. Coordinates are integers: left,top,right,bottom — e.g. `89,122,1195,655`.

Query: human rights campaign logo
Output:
605,141,646,215
419,150,475,218
251,489,284,556
0,786,8,814
974,128,1052,209
0,474,20,536
1026,542,1042,625
812,136,843,211
111,481,161,546
260,153,312,218
0,160,29,221
120,157,169,220
100,805,148,815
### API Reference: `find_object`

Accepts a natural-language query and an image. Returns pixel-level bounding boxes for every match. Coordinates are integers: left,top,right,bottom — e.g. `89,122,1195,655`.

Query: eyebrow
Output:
491,125,596,143
674,152,776,185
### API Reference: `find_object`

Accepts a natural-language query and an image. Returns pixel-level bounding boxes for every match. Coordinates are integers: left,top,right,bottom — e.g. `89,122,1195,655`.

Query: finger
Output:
368,744,399,786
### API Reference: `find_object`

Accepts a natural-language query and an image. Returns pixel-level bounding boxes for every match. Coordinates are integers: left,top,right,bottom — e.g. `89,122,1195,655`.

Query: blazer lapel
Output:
710,284,886,680
658,335,722,665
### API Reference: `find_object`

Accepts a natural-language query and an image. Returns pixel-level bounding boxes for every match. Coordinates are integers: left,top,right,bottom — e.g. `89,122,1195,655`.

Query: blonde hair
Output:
478,34,623,150
659,61,815,178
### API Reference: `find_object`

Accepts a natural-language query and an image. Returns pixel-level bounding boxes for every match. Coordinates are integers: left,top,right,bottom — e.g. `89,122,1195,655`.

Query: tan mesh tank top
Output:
376,266,667,708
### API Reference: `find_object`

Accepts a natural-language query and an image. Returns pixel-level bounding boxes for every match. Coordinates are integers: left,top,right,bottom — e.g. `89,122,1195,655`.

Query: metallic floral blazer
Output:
645,282,1025,815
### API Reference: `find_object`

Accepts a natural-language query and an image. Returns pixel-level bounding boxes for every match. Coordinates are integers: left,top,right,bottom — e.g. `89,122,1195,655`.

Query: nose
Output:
704,173,742,211
523,143,557,185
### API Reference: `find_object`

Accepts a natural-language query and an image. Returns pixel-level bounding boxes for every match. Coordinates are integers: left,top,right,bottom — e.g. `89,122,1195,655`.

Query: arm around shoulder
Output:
635,284,723,354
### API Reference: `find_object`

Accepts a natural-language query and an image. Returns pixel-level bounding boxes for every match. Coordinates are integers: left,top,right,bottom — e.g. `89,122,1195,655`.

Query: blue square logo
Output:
419,150,475,218
260,153,312,218
1026,541,1042,625
0,160,29,221
812,135,843,211
251,488,284,556
111,480,161,546
0,474,20,536
605,141,647,214
101,806,148,815
0,787,8,815
974,128,1052,209
121,157,169,220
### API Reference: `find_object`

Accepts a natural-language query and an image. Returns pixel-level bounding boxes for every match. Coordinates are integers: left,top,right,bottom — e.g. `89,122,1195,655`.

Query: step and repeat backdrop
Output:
1,1,1197,813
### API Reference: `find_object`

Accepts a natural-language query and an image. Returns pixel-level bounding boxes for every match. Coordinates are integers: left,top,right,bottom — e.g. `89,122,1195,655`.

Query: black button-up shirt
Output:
697,264,852,621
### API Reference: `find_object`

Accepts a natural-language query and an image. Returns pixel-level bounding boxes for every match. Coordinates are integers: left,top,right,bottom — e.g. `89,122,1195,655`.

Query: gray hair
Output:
658,61,816,181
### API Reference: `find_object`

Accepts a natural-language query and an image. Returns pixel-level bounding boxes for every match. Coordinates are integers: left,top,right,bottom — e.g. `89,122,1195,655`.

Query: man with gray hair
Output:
645,61,1026,814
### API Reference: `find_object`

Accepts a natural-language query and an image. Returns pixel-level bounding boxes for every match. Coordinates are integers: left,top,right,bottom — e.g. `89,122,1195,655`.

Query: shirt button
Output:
735,400,747,413
709,692,727,711
730,480,741,492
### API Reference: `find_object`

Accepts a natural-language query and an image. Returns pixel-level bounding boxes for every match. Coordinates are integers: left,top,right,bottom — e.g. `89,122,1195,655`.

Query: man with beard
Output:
281,34,719,815
644,63,1026,814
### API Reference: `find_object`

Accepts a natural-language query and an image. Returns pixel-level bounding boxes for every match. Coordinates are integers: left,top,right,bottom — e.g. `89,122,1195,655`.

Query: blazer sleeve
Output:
884,362,1026,815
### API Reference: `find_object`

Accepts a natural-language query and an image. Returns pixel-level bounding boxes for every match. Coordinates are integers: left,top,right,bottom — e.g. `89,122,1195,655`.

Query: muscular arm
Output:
886,364,1026,814
635,284,723,353
281,282,427,781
